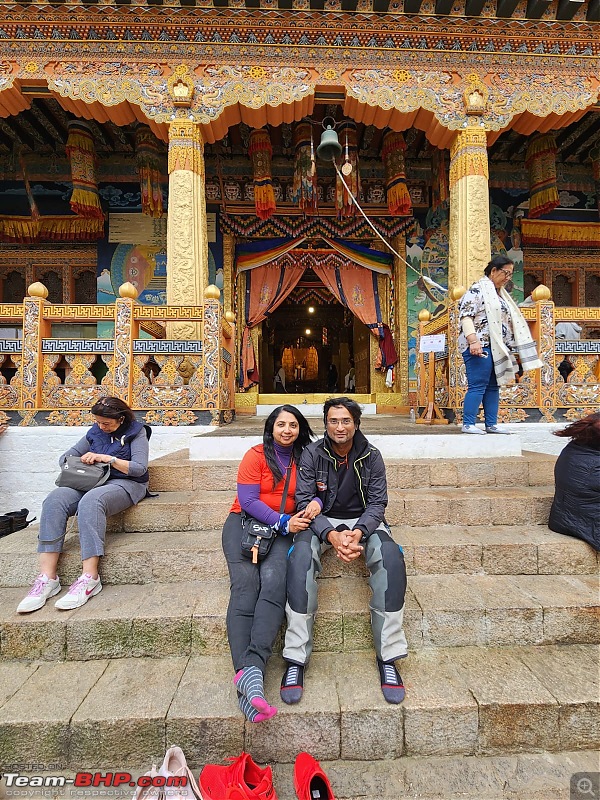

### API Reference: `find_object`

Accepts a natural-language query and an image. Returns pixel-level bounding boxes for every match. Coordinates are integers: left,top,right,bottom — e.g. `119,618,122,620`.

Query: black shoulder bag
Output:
240,464,293,564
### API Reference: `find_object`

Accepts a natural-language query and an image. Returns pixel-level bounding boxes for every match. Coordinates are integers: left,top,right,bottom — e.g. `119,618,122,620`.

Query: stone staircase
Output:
0,449,598,800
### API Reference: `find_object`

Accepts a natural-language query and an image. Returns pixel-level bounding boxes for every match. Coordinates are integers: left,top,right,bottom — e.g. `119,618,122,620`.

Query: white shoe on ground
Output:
55,573,102,610
17,573,61,613
461,425,486,435
485,425,511,434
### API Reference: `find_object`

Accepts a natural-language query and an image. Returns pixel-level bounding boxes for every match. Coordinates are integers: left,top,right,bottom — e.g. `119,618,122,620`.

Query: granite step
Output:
147,450,556,492
0,646,597,770
1,525,597,589
68,486,554,533
1,574,597,662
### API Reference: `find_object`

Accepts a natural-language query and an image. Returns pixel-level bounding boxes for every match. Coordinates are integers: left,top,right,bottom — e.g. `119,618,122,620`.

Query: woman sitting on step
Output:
222,405,316,723
549,412,600,552
17,397,151,614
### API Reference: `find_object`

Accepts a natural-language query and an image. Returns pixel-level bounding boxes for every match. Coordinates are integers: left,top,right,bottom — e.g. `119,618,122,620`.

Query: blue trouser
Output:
37,483,134,561
462,346,499,427
283,517,408,665
222,512,289,674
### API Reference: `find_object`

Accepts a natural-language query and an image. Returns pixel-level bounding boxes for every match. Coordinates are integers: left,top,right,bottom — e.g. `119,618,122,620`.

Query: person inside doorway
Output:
327,362,338,393
344,359,356,392
274,361,287,393
280,396,408,706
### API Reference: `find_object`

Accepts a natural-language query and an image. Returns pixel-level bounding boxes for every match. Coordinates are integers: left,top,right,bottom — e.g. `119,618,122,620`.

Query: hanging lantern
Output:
381,130,412,216
525,133,560,219
335,121,360,218
65,120,103,219
431,148,449,211
291,122,318,215
135,125,164,219
248,128,276,220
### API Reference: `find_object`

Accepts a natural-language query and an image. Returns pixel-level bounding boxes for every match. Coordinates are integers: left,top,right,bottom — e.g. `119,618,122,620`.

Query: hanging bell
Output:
316,120,342,162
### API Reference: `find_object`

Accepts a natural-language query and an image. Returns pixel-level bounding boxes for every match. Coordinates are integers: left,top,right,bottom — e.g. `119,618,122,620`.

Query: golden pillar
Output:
448,127,491,290
167,120,209,338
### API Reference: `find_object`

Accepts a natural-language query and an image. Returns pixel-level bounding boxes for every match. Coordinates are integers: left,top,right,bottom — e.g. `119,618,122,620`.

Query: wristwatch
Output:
108,456,117,465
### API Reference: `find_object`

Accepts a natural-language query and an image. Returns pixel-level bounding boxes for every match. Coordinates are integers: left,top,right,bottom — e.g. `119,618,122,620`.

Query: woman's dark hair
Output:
484,254,514,277
323,396,362,428
90,396,136,427
263,405,315,486
554,412,600,448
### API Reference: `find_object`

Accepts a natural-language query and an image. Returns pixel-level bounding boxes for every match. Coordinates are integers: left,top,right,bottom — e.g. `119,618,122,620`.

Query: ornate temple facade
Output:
0,0,599,425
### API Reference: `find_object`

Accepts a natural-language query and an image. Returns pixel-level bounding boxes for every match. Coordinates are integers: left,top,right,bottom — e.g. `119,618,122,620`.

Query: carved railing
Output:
0,282,236,426
416,286,600,424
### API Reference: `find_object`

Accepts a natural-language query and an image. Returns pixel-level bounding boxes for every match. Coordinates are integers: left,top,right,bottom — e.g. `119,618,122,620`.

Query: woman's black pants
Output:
222,512,289,674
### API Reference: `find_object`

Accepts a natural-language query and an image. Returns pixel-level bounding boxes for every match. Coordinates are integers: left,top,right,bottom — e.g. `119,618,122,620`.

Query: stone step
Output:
79,486,554,533
1,574,597,662
1,751,597,800
147,450,556,493
0,646,597,770
1,525,597,589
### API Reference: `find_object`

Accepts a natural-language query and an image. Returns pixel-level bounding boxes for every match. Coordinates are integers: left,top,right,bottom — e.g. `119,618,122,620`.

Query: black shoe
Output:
280,662,305,705
377,659,405,704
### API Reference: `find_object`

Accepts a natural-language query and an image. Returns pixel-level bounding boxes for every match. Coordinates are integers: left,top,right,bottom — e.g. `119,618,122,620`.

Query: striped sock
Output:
237,692,277,723
234,666,271,712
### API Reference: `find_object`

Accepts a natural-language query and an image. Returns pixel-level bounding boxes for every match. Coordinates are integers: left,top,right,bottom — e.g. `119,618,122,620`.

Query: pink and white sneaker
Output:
55,573,102,610
17,573,61,613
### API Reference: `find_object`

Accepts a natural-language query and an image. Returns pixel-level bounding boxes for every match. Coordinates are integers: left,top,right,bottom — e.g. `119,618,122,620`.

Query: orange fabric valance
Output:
0,215,105,243
521,219,600,248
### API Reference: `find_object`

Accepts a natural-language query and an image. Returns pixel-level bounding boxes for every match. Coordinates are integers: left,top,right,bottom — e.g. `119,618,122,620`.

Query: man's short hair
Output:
323,396,362,428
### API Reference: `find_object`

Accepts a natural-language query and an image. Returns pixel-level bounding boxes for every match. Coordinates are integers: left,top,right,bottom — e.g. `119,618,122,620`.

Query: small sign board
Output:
419,333,446,353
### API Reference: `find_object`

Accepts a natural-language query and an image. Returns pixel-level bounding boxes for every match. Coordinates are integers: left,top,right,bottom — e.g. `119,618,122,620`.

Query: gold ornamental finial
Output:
119,282,139,299
450,285,467,301
205,284,221,299
225,311,235,323
532,284,551,302
418,309,432,322
28,282,48,299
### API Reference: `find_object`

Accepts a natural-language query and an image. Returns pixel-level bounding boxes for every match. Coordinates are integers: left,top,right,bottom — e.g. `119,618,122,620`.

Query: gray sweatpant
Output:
37,484,134,561
283,516,408,665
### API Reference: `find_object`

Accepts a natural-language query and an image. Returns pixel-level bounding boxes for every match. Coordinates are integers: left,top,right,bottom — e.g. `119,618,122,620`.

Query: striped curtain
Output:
525,134,560,219
65,120,103,219
382,131,412,216
249,128,277,220
135,125,164,218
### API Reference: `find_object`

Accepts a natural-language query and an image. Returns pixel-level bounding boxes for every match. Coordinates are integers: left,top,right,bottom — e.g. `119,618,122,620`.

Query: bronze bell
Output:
316,119,342,162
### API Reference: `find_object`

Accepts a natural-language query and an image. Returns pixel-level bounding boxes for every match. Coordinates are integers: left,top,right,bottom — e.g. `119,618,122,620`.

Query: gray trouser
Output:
283,516,408,665
37,484,133,561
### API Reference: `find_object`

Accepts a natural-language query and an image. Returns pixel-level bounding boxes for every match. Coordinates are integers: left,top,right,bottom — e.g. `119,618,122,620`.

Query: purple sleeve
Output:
237,483,280,527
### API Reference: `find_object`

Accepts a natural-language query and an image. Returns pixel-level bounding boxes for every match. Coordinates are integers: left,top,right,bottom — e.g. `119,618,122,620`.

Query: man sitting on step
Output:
281,396,408,705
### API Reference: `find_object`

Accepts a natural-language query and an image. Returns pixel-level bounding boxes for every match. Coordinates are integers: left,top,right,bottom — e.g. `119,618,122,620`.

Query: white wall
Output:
0,425,212,517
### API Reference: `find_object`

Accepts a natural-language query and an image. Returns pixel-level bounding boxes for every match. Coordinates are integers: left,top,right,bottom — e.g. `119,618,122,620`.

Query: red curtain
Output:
314,263,398,368
240,263,305,389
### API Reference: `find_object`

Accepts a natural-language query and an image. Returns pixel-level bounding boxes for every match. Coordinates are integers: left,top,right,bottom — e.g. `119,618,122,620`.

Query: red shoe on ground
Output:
199,752,277,800
293,752,335,800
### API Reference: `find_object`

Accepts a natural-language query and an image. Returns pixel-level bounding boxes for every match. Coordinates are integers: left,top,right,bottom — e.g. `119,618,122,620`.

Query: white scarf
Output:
478,277,544,386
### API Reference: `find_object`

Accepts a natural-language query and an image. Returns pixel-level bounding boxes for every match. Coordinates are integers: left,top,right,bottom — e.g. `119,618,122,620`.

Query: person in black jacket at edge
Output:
280,396,408,705
549,412,600,552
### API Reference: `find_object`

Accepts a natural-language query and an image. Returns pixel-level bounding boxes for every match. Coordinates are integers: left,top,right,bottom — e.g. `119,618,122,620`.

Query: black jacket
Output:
548,441,600,552
295,429,388,541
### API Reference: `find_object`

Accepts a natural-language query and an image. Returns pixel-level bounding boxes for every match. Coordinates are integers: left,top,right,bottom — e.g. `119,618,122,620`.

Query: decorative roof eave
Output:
0,61,598,143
